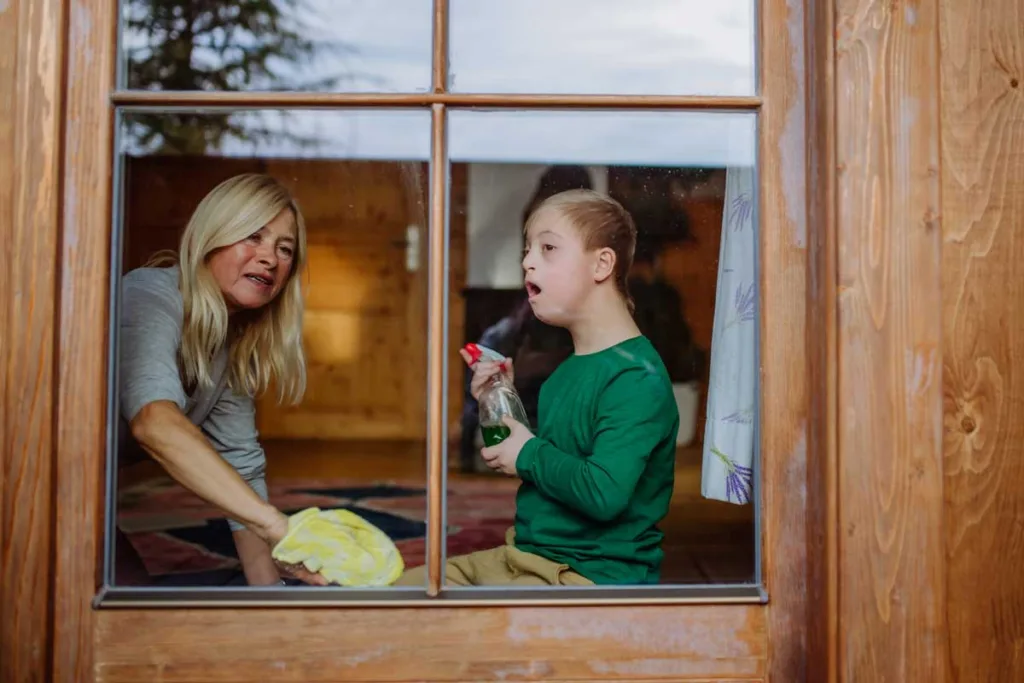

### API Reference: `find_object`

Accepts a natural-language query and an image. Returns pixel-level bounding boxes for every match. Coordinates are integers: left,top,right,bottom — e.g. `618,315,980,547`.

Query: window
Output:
109,109,433,592
13,0,822,672
100,0,768,604
43,0,814,674
445,110,760,596
119,0,433,92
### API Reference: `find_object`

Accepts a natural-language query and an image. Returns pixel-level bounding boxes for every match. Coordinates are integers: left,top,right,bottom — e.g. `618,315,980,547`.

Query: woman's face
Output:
207,207,297,313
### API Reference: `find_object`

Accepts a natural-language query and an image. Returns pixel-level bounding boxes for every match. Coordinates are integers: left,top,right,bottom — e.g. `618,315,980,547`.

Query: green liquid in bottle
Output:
481,424,512,446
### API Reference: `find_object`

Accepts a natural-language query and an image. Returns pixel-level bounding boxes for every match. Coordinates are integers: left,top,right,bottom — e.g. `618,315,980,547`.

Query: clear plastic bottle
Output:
463,343,529,446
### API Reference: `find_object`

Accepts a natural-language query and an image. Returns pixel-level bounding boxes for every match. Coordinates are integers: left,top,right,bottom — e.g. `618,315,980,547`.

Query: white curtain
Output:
701,166,757,505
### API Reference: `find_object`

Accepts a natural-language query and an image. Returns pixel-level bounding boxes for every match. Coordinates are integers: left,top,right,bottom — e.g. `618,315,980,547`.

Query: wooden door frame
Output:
1,0,68,680
0,0,859,680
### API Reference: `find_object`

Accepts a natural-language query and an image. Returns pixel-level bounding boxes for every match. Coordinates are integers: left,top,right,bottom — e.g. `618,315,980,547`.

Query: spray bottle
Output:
462,343,529,446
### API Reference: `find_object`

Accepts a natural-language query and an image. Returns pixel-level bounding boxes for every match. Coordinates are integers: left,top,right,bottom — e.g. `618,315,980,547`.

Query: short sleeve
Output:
201,388,267,484
118,269,188,422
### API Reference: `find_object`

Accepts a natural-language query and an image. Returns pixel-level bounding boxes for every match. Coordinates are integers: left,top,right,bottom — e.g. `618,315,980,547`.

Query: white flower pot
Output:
672,381,700,447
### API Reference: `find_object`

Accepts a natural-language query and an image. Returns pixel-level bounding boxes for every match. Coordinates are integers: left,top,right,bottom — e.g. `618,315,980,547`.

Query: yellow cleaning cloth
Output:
271,507,404,586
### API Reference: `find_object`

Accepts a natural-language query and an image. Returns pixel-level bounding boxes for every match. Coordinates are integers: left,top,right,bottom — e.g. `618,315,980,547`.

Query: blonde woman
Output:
116,174,324,586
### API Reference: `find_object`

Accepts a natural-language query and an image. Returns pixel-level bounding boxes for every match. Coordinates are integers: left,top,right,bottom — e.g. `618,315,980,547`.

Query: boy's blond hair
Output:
525,189,637,312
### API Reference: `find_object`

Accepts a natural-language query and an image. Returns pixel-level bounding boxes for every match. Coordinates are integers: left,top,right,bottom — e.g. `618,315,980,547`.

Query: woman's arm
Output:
119,271,287,542
130,400,287,543
233,528,283,585
201,386,285,585
118,271,324,585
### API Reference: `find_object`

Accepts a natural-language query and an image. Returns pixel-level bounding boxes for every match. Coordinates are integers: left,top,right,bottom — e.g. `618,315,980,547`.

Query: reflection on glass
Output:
120,0,432,93
449,0,756,95
443,110,757,587
122,108,431,157
111,109,430,588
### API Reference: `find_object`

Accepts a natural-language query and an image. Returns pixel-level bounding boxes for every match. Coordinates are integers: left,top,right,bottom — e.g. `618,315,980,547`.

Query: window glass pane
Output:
120,0,432,93
110,109,431,590
448,0,756,96
447,110,757,587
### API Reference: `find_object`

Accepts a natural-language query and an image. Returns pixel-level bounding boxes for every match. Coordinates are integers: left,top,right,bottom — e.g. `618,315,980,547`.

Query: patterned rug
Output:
117,476,518,585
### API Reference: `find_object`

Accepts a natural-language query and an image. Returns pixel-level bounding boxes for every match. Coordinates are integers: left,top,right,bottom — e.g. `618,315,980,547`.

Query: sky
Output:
121,0,756,167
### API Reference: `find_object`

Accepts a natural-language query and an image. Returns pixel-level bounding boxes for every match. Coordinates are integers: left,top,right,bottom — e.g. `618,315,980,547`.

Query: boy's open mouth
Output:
525,281,541,298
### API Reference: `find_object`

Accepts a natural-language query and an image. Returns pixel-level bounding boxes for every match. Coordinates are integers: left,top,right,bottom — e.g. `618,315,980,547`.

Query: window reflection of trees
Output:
123,0,381,154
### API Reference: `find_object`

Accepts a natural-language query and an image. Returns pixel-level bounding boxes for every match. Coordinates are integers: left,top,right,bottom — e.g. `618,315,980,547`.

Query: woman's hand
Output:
130,402,328,585
459,349,514,401
251,508,329,586
277,561,329,586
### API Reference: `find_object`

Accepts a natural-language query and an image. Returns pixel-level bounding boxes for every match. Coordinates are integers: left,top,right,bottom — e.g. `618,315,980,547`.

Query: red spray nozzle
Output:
462,343,505,366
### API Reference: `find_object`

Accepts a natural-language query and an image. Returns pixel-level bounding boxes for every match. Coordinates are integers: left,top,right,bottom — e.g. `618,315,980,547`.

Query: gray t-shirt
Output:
118,267,268,531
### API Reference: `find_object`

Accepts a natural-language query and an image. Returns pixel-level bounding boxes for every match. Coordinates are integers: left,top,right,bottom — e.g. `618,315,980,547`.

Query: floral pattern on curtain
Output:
701,165,757,505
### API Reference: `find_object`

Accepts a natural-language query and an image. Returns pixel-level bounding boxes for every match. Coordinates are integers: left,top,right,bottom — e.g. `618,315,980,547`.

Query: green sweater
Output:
514,335,679,585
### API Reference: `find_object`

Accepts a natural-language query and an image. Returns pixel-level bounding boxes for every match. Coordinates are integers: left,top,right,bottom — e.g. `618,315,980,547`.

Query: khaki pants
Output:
394,528,593,587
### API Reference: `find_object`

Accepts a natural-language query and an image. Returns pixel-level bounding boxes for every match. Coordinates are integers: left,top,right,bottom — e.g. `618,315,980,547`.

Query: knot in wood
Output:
961,415,977,433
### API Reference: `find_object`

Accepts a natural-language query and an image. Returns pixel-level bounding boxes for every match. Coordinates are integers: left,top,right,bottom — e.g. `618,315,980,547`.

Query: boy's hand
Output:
480,415,533,477
459,348,514,401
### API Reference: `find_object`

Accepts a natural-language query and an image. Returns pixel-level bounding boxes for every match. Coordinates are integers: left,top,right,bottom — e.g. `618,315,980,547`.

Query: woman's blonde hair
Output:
151,173,307,404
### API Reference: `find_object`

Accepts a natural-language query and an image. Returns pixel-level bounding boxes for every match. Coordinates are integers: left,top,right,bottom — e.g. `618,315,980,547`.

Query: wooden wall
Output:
0,0,65,681
833,0,949,677
3,0,1024,680
826,0,1024,680
940,0,1024,677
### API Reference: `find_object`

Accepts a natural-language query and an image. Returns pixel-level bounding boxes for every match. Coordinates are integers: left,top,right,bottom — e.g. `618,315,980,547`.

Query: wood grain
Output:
94,605,766,682
834,0,948,680
0,0,15,654
51,0,117,681
1,0,65,680
261,159,433,440
110,90,764,110
432,0,448,92
427,102,446,595
759,0,812,679
940,0,1024,679
447,162,470,436
804,0,839,677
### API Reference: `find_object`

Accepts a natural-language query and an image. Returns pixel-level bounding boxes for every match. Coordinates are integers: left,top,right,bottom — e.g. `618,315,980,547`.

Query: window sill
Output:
95,583,766,609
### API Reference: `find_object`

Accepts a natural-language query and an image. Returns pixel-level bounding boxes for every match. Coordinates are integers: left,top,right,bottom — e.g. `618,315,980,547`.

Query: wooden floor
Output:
263,439,756,584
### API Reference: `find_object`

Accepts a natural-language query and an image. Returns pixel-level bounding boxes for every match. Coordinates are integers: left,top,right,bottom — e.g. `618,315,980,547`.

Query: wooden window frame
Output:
29,0,821,678
97,104,765,608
